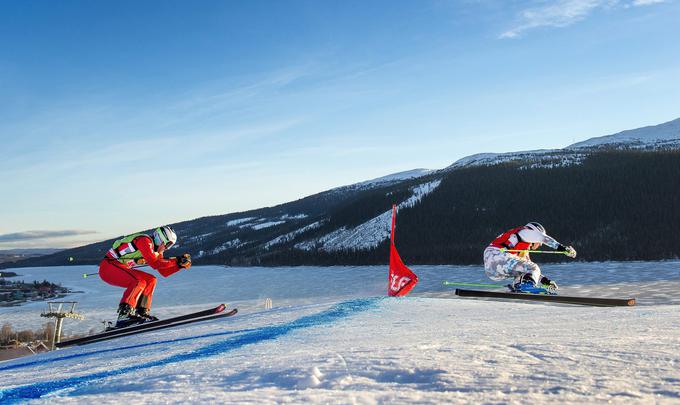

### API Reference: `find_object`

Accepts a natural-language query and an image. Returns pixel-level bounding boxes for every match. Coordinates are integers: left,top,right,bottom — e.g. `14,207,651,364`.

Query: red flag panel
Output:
387,204,418,296
388,242,418,296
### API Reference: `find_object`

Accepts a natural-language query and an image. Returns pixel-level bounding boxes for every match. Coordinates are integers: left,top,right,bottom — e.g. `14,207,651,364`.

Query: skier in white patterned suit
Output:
484,222,576,293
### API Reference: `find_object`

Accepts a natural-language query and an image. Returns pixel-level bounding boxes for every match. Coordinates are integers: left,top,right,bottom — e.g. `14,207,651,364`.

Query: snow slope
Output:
1,262,679,403
295,180,442,252
264,221,325,250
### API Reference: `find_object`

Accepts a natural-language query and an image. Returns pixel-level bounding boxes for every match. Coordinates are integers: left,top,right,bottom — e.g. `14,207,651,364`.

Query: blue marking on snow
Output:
0,297,381,402
0,327,260,372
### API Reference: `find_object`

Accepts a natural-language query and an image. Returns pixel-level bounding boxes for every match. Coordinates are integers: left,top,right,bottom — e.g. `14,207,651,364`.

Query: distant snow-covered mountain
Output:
446,117,680,170
353,168,433,187
330,168,433,193
568,117,680,149
446,149,588,170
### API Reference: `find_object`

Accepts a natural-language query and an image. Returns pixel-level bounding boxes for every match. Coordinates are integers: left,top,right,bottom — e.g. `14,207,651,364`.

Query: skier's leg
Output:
99,259,147,308
508,258,541,285
132,270,157,311
484,247,514,281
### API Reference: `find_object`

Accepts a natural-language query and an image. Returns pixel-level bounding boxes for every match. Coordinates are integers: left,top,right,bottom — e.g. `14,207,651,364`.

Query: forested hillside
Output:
260,150,680,265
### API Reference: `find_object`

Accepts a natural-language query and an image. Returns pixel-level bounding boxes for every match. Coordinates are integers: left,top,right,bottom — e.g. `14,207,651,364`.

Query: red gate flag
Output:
388,204,418,296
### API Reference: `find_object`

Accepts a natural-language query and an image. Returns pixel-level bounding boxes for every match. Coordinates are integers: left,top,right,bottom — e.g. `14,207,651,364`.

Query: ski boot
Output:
509,274,555,295
136,307,159,322
508,281,548,294
112,303,147,329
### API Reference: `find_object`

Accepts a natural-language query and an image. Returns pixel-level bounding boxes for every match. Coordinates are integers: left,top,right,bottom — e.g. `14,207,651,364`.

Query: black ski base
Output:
56,304,237,348
455,288,636,307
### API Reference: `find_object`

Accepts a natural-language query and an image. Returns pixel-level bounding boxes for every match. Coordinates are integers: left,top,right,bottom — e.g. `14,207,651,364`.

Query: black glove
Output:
556,244,577,258
540,276,558,291
176,253,192,269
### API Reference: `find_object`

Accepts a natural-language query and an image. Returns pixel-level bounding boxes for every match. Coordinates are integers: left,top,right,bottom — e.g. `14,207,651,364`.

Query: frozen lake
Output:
1,264,392,335
1,261,679,403
2,261,680,335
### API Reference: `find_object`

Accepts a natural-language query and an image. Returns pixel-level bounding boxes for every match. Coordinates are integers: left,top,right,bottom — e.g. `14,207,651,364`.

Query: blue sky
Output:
1,0,679,249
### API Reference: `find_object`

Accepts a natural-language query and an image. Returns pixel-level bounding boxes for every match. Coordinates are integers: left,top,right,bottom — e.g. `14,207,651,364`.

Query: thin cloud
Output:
0,230,97,243
632,0,665,5
499,0,665,39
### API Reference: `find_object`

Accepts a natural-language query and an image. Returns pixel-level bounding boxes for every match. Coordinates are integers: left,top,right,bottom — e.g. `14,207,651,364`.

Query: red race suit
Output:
98,235,181,310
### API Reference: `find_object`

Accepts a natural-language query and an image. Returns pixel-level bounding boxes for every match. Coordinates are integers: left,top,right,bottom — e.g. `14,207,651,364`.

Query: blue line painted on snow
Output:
0,297,380,402
0,327,261,372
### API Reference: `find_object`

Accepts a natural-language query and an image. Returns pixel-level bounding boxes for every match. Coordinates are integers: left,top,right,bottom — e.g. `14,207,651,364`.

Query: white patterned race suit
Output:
483,226,560,284
483,247,542,283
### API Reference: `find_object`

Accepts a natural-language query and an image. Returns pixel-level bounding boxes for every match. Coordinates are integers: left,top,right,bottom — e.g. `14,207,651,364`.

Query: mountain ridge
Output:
568,117,680,148
3,117,679,268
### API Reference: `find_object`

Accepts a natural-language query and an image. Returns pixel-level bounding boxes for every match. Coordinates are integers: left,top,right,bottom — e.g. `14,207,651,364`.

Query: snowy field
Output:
1,261,679,403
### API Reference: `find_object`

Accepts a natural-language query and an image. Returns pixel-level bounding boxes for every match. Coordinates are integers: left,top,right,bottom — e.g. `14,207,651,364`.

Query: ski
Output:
56,304,234,348
58,308,238,348
454,288,636,307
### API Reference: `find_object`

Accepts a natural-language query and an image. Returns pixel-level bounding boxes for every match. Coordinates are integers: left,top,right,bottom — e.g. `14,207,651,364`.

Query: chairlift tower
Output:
41,301,84,350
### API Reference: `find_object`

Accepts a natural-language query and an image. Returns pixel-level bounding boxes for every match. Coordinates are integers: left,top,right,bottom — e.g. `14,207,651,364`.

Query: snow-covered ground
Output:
1,261,679,403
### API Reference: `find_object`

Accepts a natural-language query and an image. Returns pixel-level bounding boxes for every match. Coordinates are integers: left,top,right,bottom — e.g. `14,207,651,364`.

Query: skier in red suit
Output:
99,225,191,328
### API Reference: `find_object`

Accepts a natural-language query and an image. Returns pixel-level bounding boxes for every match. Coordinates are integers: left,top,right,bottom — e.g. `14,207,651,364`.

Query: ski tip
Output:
626,298,636,306
215,303,227,313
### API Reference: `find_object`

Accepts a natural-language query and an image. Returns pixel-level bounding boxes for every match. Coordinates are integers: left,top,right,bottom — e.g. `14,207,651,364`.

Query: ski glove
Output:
540,276,558,291
557,244,577,258
176,253,192,269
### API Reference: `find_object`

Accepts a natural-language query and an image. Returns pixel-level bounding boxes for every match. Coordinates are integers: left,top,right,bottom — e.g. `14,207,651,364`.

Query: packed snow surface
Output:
1,261,679,404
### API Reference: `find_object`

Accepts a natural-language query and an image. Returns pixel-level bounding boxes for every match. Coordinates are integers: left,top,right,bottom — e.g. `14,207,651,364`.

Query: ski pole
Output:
83,272,99,278
500,248,569,255
442,281,506,288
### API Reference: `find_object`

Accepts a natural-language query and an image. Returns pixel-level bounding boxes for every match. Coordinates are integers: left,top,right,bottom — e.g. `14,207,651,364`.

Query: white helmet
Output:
153,226,177,248
525,222,546,234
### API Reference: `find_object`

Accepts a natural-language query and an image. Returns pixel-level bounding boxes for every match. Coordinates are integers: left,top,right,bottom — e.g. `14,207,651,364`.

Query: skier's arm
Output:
517,228,560,249
555,244,577,258
517,229,576,257
135,236,182,277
